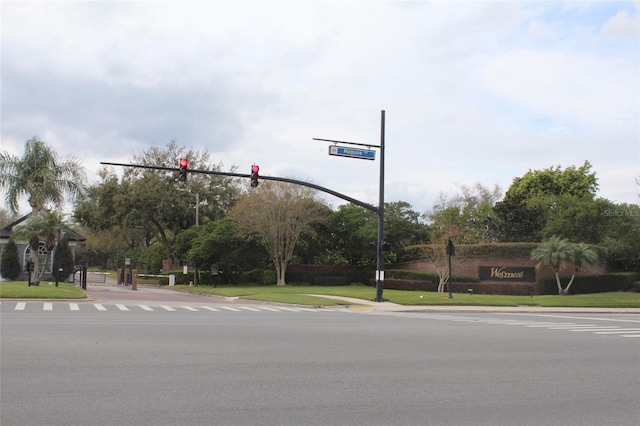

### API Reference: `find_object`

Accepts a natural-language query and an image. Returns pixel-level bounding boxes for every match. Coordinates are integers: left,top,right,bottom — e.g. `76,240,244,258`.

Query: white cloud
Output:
1,1,638,217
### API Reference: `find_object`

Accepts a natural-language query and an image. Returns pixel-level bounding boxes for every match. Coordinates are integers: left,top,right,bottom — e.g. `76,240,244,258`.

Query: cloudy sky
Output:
2,0,638,216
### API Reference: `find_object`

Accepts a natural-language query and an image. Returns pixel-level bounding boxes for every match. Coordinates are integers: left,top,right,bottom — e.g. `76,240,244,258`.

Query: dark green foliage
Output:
1,240,22,280
386,269,479,283
53,238,75,282
539,272,638,295
406,243,540,260
285,265,373,286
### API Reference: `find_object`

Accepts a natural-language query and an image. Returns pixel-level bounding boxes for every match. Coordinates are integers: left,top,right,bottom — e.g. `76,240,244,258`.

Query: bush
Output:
385,269,479,283
406,243,540,260
1,241,22,280
539,272,639,295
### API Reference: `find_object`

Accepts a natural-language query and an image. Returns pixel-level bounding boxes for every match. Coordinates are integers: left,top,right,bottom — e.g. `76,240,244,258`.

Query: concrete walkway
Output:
311,294,640,314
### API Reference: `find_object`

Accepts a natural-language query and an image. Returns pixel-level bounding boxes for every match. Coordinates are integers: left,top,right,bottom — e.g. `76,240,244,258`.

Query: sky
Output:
1,0,639,217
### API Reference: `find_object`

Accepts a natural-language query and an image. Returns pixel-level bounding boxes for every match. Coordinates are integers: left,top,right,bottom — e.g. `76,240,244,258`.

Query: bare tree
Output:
230,181,329,285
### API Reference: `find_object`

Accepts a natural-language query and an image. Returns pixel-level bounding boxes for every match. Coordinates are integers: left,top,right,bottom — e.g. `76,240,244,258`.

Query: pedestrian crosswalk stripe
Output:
160,305,176,311
139,305,153,311
240,307,261,312
43,303,53,311
220,306,241,312
69,303,80,311
275,307,300,312
116,304,129,311
15,302,26,311
180,306,198,311
200,306,219,311
94,304,107,311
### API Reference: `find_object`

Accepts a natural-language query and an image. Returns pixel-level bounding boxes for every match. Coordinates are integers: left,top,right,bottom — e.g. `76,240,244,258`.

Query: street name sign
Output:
328,145,376,160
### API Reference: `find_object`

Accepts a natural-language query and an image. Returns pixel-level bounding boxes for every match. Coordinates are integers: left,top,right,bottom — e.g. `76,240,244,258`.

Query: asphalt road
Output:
2,297,639,426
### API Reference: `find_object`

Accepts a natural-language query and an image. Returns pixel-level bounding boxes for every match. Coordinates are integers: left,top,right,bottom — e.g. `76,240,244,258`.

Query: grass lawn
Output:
0,282,87,299
174,284,640,308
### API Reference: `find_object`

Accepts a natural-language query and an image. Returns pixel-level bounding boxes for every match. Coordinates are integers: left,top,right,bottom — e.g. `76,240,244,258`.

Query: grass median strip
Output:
174,284,640,308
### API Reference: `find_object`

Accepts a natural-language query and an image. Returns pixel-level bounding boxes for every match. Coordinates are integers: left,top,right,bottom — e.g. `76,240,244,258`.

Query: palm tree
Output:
10,211,71,286
531,236,599,295
0,136,86,215
531,236,574,295
563,243,599,294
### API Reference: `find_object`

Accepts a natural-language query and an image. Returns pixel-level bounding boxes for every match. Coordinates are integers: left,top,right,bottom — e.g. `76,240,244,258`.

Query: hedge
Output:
539,272,639,295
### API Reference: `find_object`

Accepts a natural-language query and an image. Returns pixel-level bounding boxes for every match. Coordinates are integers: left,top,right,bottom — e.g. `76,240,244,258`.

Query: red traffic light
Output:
178,158,188,181
250,164,259,187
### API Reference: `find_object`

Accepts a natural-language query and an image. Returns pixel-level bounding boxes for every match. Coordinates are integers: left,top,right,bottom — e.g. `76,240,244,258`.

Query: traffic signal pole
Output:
376,110,385,302
101,110,387,301
314,110,386,302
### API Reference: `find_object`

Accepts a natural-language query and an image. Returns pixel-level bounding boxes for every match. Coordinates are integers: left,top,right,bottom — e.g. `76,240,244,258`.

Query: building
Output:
0,213,85,281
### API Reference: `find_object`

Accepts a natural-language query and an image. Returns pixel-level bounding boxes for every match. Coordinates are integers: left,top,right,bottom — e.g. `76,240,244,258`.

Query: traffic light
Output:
250,164,259,187
178,158,188,181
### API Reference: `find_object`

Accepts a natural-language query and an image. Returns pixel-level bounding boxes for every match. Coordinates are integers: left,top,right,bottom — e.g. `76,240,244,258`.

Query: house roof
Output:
0,212,86,242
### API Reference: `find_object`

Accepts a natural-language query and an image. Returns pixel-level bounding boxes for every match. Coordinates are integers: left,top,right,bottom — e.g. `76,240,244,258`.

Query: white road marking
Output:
69,303,80,311
94,304,107,311
116,304,129,311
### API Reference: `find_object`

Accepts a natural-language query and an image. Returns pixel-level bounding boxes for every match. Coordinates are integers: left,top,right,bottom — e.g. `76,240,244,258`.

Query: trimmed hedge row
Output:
385,269,479,283
539,272,639,295
405,243,540,259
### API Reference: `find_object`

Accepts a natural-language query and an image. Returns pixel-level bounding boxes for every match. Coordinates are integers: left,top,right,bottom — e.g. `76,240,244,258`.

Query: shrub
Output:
539,272,639,295
1,241,22,280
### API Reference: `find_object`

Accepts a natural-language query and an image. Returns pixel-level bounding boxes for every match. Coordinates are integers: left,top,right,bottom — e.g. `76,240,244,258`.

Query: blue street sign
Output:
328,145,376,160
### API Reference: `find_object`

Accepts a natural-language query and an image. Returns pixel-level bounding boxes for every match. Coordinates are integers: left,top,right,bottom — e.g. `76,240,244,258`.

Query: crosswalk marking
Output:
240,307,261,312
116,304,129,311
94,304,107,311
69,303,80,311
200,306,219,312
594,328,640,334
160,305,176,311
14,302,26,310
220,306,241,312
180,306,198,311
43,303,53,311
139,305,153,311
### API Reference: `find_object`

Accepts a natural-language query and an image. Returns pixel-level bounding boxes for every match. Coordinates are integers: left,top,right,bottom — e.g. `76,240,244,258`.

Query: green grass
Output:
0,282,87,299
174,284,640,308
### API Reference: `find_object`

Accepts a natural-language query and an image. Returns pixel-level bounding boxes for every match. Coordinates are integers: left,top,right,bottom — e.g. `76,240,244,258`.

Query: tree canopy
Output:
0,136,86,215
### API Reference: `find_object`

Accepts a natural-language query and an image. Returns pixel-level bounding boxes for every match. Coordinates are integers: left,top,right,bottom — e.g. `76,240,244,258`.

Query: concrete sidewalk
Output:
313,294,640,314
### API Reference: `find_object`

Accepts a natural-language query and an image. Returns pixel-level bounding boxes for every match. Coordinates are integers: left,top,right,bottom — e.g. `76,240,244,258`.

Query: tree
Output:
74,142,242,265
384,201,430,262
489,193,546,242
506,161,598,202
10,211,71,285
326,204,377,265
53,237,75,283
1,240,22,280
0,136,86,215
563,243,600,294
531,236,599,295
428,183,502,244
494,161,599,242
229,181,329,285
